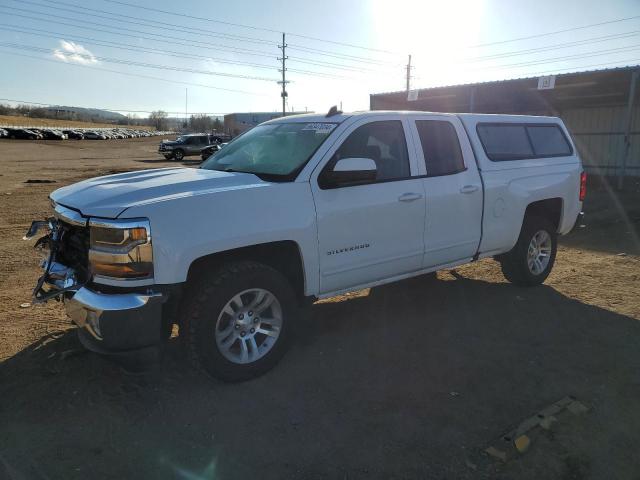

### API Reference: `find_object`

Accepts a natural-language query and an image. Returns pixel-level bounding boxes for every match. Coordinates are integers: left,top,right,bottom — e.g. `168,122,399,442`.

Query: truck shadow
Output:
1,273,639,479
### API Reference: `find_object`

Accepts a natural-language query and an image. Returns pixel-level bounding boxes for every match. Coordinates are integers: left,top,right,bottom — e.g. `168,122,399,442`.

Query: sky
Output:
0,0,639,118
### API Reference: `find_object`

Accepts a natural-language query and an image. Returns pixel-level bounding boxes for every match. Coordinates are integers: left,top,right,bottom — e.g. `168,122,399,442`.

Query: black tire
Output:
182,261,295,382
499,215,557,286
173,149,184,161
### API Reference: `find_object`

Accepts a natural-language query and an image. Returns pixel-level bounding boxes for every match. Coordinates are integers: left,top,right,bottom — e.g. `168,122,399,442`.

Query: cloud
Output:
53,40,98,65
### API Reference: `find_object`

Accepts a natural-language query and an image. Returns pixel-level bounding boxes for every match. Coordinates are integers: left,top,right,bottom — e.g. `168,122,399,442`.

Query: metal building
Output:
223,111,308,136
370,66,640,184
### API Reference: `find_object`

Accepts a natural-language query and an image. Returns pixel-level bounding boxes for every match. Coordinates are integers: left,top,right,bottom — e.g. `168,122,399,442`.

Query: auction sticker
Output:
303,123,337,134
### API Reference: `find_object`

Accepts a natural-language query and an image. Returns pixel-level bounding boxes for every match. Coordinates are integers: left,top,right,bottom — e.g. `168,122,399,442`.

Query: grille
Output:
56,221,90,282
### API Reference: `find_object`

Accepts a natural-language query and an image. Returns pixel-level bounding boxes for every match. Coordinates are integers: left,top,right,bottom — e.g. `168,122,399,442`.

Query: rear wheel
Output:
499,216,557,286
182,261,295,382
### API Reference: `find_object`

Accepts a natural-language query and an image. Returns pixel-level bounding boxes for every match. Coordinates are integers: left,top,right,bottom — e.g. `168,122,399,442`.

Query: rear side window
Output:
415,120,465,176
477,125,533,160
477,123,572,161
527,125,572,156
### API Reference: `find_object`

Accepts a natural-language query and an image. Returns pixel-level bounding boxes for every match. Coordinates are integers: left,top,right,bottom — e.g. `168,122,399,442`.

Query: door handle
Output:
460,185,479,194
398,192,423,202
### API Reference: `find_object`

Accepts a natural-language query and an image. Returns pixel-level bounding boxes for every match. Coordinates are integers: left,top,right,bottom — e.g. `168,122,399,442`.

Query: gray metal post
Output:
278,33,289,117
619,69,639,190
469,87,476,113
406,55,412,93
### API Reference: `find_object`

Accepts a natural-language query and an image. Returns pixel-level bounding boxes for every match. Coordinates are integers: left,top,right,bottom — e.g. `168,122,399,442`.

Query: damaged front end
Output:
25,208,89,304
24,203,169,358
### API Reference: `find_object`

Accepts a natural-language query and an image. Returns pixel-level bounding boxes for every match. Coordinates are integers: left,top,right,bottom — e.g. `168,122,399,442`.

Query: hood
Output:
50,167,268,218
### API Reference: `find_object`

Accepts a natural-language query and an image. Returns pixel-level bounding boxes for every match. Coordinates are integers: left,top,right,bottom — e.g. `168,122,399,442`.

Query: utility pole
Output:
406,54,412,93
277,33,289,117
185,88,188,128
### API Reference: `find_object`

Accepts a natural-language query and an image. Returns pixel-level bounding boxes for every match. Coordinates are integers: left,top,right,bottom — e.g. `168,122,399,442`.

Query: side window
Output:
527,125,572,156
477,123,573,161
184,137,196,145
476,124,533,161
415,120,465,177
328,120,410,182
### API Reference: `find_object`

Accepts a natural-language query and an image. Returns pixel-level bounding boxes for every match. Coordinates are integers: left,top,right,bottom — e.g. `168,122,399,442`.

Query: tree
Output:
189,114,215,132
149,110,168,130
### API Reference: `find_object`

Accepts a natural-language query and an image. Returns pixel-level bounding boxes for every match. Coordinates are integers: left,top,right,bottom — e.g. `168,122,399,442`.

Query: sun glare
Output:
370,0,486,87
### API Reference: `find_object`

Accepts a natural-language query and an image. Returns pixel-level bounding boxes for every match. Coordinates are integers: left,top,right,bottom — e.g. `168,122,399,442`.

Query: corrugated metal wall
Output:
559,106,640,176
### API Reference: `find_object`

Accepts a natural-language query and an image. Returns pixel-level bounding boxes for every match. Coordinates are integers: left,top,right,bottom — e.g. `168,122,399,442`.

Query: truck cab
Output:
27,110,584,381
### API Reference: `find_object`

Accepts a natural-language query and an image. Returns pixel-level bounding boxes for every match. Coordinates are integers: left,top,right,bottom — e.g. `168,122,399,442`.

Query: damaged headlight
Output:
89,218,153,280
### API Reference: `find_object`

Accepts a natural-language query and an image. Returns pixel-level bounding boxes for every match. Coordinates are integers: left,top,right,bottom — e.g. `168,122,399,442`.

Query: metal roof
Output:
370,65,640,114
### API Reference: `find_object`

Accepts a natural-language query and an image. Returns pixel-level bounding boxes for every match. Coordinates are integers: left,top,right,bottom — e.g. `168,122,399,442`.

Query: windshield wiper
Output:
208,166,287,182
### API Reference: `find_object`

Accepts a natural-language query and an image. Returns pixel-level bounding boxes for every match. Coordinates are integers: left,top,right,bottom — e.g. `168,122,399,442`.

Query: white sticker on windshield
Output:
302,123,337,134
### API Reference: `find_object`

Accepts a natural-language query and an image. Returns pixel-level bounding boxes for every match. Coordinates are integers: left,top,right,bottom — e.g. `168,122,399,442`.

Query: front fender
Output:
124,182,320,296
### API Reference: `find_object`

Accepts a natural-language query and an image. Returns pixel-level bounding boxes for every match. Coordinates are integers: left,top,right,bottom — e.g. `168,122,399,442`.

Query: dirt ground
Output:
0,137,639,480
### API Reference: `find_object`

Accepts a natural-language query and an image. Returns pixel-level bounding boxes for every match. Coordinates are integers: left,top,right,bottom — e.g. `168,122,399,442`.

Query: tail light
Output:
579,171,587,201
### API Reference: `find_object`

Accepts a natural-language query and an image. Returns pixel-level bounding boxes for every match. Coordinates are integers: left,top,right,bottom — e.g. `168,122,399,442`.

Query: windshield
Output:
201,122,337,179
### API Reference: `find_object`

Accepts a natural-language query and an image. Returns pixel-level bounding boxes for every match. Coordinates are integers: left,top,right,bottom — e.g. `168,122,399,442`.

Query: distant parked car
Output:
158,133,212,161
63,130,84,140
6,128,39,140
0,128,7,138
83,131,106,140
41,129,67,140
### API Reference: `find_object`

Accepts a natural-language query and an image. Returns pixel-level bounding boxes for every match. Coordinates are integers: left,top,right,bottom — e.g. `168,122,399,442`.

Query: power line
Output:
412,45,640,81
459,30,640,63
6,10,636,77
467,14,640,49
0,42,279,81
18,0,640,73
287,45,401,66
15,0,275,47
0,8,278,59
463,43,640,73
0,97,230,115
410,58,640,92
100,0,402,56
529,59,640,76
31,0,404,69
14,0,636,77
0,24,360,81
0,21,400,76
99,0,640,63
0,49,270,95
0,24,278,69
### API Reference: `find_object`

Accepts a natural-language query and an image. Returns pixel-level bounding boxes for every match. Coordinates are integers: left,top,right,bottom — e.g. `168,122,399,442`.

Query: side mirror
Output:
320,157,377,188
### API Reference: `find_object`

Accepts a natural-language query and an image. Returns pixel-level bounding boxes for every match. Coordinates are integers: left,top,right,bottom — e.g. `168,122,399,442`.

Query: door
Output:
408,116,483,267
311,118,426,294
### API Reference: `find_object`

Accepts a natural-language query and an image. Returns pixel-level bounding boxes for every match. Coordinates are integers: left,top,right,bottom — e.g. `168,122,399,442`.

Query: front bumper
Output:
65,286,166,353
26,213,174,360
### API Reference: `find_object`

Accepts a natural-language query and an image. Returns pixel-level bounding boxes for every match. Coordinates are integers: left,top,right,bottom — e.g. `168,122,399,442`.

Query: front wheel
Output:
173,149,184,161
499,216,557,286
182,261,295,382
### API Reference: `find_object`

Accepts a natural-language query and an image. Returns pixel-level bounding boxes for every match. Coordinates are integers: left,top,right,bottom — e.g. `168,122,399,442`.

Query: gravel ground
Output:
0,137,639,479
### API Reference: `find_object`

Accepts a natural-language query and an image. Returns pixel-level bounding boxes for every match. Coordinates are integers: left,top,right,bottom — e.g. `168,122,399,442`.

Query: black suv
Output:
158,133,212,161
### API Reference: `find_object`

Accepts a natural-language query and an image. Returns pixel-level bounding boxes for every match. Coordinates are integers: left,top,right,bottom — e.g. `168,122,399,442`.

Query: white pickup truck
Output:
26,110,585,381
